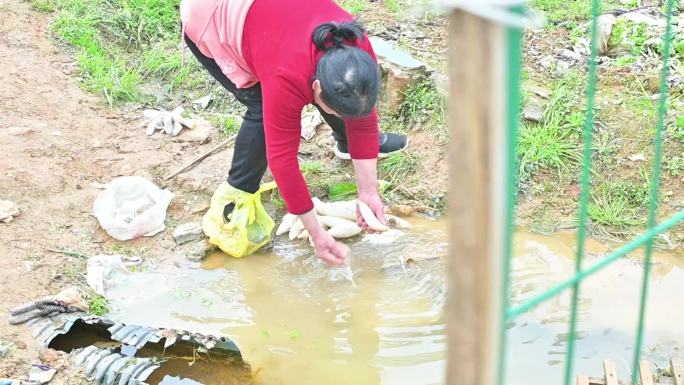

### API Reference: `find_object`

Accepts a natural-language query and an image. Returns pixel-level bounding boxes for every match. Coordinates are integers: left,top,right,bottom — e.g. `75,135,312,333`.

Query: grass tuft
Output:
88,292,110,316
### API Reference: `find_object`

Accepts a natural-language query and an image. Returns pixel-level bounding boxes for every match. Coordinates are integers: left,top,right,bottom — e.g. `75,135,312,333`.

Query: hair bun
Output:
312,21,365,52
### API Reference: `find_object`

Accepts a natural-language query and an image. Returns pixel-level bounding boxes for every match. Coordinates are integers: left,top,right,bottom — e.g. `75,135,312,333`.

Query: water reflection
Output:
106,219,683,385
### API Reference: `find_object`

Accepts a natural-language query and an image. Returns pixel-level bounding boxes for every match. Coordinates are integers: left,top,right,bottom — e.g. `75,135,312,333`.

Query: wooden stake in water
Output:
445,9,507,385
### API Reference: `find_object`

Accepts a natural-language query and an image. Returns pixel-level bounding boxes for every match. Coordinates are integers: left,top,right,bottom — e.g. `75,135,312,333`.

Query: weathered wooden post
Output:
446,5,511,385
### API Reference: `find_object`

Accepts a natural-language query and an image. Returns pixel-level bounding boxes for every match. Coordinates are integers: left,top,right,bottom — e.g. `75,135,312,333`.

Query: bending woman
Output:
181,0,408,265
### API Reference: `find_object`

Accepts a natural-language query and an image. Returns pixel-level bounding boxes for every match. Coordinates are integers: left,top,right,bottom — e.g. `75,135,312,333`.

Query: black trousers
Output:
184,35,348,194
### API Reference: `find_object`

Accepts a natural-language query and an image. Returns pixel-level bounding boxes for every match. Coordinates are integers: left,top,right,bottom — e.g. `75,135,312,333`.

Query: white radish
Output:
276,213,298,236
385,214,412,229
357,201,389,232
312,197,327,215
327,223,362,238
317,215,356,229
297,229,310,240
320,200,357,221
288,219,305,241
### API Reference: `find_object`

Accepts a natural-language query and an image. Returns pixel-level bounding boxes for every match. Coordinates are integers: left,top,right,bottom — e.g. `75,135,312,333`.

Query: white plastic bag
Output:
93,176,174,240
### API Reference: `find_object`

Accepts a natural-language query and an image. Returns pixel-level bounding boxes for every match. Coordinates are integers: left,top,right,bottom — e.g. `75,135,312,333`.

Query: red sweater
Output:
242,0,379,214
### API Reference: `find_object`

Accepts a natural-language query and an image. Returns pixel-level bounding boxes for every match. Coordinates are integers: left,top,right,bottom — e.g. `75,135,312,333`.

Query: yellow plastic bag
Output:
202,181,277,257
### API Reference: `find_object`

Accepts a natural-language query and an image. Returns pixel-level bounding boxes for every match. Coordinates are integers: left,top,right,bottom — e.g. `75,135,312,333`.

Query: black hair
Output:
312,21,379,118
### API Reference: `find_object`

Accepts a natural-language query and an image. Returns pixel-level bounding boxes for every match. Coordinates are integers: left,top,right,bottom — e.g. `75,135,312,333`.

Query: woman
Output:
181,0,407,265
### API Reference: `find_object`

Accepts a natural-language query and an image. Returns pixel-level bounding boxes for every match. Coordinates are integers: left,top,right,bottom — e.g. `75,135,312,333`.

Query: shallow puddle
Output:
106,217,683,385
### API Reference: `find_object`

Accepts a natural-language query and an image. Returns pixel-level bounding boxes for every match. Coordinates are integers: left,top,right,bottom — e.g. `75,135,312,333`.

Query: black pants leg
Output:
185,35,267,194
314,105,348,147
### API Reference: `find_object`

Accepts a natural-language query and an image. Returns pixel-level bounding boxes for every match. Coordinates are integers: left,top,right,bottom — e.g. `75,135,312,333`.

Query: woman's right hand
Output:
311,231,348,266
299,209,348,266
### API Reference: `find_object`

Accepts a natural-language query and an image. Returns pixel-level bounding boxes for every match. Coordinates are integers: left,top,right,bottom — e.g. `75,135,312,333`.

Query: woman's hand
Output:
299,209,348,265
357,190,386,233
311,231,349,266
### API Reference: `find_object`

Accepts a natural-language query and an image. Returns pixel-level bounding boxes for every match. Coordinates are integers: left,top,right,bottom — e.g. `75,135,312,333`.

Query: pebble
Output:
172,222,204,245
185,241,212,261
523,102,544,122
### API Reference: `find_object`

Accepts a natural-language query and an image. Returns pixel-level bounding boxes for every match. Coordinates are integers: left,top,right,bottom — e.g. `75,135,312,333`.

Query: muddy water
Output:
106,218,684,385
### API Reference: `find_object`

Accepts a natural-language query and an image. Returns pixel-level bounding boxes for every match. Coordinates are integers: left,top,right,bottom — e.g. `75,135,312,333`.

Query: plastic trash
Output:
85,255,136,296
92,177,174,241
202,181,276,257
28,364,56,384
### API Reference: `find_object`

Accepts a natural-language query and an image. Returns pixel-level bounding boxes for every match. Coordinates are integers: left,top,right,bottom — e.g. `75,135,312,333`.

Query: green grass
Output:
208,115,240,138
665,156,684,177
338,0,366,14
48,0,193,105
88,292,110,316
385,0,400,14
31,0,56,12
588,183,642,232
532,0,622,26
378,151,422,187
398,79,445,126
669,116,684,142
517,75,584,182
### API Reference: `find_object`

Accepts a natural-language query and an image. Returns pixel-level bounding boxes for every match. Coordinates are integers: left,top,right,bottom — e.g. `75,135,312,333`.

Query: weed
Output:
517,74,583,181
398,79,445,126
31,0,56,12
531,0,623,25
614,55,637,67
300,161,327,177
88,293,110,316
142,45,182,77
209,115,240,137
588,183,641,231
385,0,400,14
65,263,84,282
665,156,684,177
378,151,422,186
338,0,366,14
268,189,285,208
669,116,684,142
609,18,649,55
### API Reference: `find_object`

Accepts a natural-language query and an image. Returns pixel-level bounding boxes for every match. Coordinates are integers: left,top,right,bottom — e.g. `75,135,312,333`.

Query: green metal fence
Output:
497,0,684,384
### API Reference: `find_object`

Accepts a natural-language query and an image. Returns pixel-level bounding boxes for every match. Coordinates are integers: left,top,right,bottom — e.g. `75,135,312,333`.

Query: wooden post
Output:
446,9,507,385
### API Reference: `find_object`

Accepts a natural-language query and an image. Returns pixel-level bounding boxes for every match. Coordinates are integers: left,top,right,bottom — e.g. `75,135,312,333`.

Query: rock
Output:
540,56,554,70
558,48,582,62
598,14,617,55
523,102,544,122
8,126,36,136
370,37,427,115
28,364,56,384
173,222,204,245
0,199,19,223
184,240,214,261
628,153,646,162
556,60,571,76
175,118,213,144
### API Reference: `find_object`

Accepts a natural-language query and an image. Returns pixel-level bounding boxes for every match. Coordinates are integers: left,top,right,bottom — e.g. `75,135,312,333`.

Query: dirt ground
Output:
0,0,237,381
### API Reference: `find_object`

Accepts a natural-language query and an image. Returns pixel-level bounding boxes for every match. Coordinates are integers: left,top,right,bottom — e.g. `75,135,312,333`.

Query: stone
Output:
0,199,19,223
523,102,544,122
8,126,36,136
369,37,427,115
173,222,204,245
184,240,213,261
175,118,213,144
598,14,617,55
556,60,571,76
558,48,582,62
